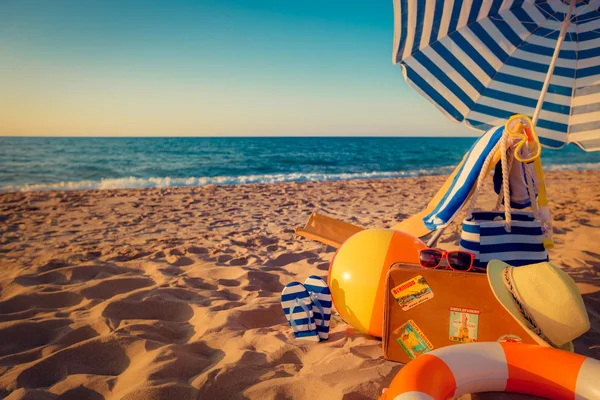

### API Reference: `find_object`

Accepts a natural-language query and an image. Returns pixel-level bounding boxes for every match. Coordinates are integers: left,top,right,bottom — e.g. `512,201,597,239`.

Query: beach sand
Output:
0,170,598,399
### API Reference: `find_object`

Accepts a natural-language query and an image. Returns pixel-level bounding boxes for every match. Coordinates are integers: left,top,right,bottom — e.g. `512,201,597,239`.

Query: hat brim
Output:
486,260,573,351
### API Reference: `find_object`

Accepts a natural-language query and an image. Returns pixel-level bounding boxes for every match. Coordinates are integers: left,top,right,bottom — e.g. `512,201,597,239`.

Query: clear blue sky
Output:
0,0,476,137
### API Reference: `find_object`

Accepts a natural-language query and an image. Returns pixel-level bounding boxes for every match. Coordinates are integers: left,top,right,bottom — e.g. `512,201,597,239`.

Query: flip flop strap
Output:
289,298,311,331
309,291,326,329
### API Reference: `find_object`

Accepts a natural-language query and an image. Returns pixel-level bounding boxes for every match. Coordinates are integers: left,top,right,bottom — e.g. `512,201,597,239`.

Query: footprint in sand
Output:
194,334,301,399
267,251,318,267
258,236,278,246
183,277,217,291
108,249,152,262
209,301,246,312
316,262,329,271
160,266,184,276
37,259,70,273
153,250,166,259
52,386,105,399
114,321,193,344
217,254,233,264
85,251,102,259
139,343,221,383
270,348,303,365
153,287,206,302
16,264,138,286
168,248,186,256
217,279,241,287
12,336,133,389
241,271,283,293
80,277,155,300
186,246,208,255
103,298,194,323
213,290,242,302
121,381,197,399
50,325,102,350
0,319,71,357
0,292,84,315
215,303,284,331
165,255,194,267
229,257,248,266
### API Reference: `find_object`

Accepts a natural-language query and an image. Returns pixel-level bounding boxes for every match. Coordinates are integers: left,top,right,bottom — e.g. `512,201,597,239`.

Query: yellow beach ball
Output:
328,228,426,338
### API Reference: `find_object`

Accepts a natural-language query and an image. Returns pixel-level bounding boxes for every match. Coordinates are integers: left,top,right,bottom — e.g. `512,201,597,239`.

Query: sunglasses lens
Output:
420,249,442,268
447,252,472,271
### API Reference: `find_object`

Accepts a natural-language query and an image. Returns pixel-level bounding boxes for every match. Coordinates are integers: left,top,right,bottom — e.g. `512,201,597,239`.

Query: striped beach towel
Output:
423,125,504,230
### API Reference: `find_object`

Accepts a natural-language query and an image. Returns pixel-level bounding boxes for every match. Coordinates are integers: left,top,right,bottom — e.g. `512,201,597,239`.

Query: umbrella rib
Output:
567,0,599,23
570,13,600,24
534,1,564,23
489,0,553,26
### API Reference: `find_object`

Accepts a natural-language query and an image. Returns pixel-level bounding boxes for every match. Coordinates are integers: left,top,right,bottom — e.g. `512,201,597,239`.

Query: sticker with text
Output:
391,275,434,311
393,319,433,360
448,307,479,343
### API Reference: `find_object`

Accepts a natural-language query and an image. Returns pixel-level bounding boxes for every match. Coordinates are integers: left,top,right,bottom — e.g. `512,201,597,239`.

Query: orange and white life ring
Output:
379,342,600,400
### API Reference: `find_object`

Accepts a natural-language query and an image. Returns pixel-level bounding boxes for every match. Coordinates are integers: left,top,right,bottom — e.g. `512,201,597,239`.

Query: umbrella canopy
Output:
393,0,600,151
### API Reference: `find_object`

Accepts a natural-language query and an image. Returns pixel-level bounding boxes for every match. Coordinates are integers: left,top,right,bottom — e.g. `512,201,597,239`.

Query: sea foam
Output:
2,162,599,193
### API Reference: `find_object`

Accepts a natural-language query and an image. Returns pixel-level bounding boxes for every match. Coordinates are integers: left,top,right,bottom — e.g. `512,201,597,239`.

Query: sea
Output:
1,136,600,193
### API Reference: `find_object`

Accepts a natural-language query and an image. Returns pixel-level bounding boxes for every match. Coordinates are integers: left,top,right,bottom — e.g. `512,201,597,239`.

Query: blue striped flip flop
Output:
281,282,319,342
304,275,332,341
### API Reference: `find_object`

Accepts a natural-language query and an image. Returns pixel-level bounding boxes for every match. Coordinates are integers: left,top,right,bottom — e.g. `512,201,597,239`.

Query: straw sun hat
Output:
487,260,590,352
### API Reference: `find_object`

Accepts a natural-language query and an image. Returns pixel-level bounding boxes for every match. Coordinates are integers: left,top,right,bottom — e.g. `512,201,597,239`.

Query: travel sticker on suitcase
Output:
391,275,434,311
448,307,480,343
393,319,433,360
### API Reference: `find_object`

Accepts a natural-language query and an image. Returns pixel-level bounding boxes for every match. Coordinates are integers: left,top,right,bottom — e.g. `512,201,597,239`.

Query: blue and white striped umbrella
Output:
393,0,600,151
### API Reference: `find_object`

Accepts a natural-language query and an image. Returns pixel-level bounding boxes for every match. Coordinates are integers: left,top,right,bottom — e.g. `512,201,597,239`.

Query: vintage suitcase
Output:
383,263,538,364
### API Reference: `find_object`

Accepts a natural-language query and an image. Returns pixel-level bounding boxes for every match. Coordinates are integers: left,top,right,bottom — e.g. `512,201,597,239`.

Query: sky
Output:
0,0,477,137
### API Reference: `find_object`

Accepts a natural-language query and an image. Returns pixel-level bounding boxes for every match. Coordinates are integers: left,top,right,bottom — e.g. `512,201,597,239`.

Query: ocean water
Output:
1,136,600,193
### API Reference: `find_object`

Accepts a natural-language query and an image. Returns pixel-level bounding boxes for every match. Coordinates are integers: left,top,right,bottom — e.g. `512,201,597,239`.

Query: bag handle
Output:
499,128,513,231
494,138,542,222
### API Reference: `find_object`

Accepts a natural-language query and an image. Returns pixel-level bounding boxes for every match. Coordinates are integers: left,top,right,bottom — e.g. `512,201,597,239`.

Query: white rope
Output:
466,129,543,232
495,140,542,224
495,148,515,211
499,131,512,231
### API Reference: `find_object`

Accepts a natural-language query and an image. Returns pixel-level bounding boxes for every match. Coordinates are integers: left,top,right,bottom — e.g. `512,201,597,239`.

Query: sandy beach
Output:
0,170,598,399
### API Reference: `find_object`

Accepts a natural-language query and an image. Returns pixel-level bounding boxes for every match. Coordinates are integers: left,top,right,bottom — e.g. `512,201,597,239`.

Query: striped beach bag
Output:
459,130,548,269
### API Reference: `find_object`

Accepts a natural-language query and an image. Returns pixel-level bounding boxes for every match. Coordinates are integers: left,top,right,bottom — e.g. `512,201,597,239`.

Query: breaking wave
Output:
1,167,457,193
2,162,598,193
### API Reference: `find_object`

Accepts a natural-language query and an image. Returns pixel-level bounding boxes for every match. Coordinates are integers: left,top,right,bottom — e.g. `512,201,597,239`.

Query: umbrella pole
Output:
531,0,576,125
426,227,444,248
528,0,576,249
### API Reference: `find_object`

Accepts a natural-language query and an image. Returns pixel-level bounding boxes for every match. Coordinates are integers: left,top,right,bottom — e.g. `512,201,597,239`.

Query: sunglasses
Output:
418,248,476,272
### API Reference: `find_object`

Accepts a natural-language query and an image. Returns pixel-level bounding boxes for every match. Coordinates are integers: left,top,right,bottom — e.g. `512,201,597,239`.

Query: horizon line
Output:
0,135,481,139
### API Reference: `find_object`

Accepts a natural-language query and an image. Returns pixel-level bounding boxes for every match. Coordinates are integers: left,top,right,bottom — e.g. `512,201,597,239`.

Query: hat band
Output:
502,266,558,348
